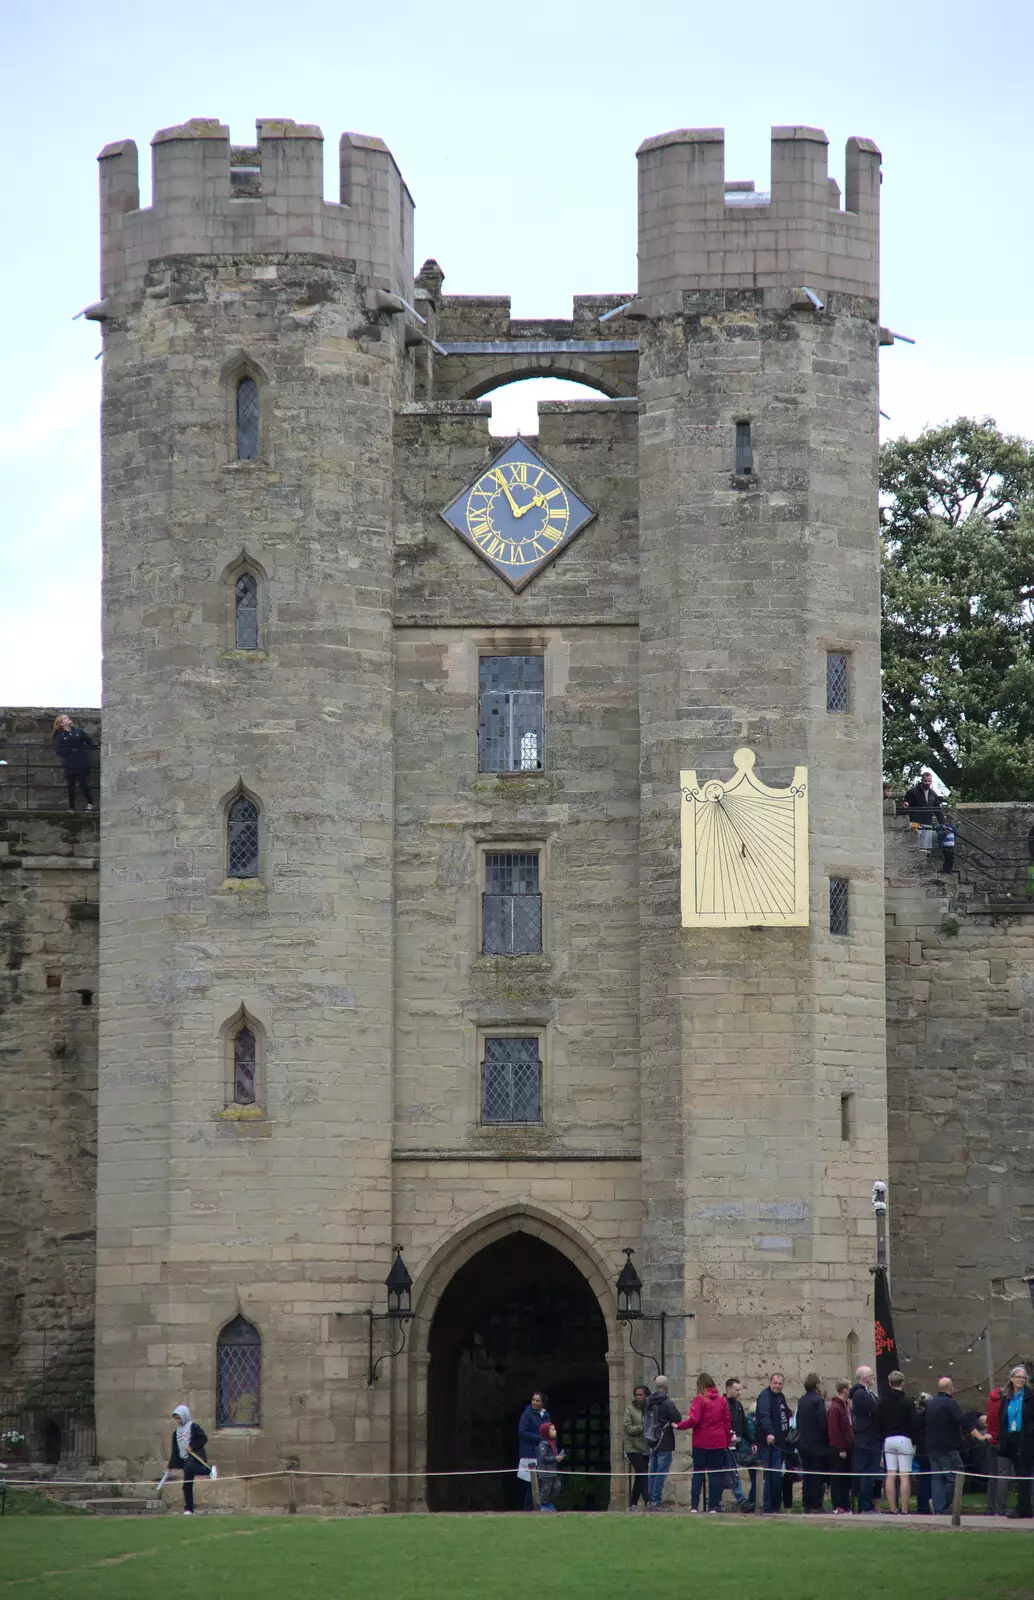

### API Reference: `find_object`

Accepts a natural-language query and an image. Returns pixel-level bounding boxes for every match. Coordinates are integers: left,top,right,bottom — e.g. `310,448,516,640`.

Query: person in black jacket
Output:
643,1376,682,1510
796,1374,829,1512
913,1393,932,1514
518,1391,550,1510
158,1403,217,1514
755,1373,791,1513
850,1367,881,1513
877,1370,917,1513
52,715,97,812
903,770,944,854
925,1377,987,1514
724,1377,755,1512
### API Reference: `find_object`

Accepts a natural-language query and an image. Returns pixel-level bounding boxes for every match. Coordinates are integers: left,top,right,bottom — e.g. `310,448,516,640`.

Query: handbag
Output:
517,1457,536,1482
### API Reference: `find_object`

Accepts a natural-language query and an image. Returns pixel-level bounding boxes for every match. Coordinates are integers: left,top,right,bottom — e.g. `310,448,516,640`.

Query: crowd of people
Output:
517,1364,1034,1517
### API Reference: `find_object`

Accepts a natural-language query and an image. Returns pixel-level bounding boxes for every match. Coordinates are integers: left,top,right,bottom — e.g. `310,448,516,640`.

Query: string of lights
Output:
899,1327,1028,1383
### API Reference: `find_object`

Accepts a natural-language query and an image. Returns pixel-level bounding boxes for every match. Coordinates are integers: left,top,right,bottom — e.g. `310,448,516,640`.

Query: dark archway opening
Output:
427,1231,610,1512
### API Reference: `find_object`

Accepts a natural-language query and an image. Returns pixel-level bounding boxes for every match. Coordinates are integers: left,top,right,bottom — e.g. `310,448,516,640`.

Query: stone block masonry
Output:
886,809,1034,1400
0,710,99,1399
0,111,1014,1501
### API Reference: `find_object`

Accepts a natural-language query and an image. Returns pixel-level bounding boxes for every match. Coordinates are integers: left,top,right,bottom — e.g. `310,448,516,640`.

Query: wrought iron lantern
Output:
615,1246,693,1375
616,1248,643,1321
364,1246,413,1385
385,1245,413,1321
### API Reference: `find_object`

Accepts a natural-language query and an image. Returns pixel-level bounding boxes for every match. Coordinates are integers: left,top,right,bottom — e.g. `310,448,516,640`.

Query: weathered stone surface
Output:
0,709,99,1399
7,114,1024,1493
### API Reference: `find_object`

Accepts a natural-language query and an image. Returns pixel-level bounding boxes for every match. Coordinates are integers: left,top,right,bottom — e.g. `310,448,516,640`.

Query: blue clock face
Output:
440,439,595,590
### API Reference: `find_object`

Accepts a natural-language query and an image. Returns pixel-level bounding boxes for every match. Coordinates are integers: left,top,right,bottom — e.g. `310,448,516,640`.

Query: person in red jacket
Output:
675,1372,732,1512
985,1386,1013,1515
827,1380,854,1514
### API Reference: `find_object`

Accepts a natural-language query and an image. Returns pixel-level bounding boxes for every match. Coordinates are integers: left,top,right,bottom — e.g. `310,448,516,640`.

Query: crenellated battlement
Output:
637,125,880,303
98,118,414,297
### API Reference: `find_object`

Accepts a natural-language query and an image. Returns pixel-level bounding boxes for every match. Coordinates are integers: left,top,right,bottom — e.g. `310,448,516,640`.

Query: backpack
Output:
643,1393,666,1448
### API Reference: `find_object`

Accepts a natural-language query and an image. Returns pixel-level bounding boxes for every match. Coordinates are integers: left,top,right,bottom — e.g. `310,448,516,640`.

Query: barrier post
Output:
530,1467,541,1510
951,1469,964,1527
288,1469,297,1515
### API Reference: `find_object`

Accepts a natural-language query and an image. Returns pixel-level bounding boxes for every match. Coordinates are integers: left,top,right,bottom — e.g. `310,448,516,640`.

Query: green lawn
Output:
1,1514,1031,1600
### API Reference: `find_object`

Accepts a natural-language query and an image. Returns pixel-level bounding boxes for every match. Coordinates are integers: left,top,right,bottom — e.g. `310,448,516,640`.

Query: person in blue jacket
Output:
755,1373,791,1513
518,1391,550,1509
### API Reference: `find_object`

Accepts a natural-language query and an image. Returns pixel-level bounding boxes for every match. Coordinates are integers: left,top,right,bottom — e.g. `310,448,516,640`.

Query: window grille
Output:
227,796,259,878
483,851,542,954
735,420,753,475
236,378,259,461
829,876,850,936
826,651,850,713
482,1036,542,1124
216,1315,261,1428
235,572,259,651
233,1025,256,1106
478,656,544,773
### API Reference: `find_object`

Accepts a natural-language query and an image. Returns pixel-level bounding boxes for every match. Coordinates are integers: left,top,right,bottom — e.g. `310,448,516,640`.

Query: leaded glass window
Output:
216,1316,261,1428
483,851,542,955
829,876,850,936
478,656,544,773
826,651,850,713
482,1036,542,1124
234,1025,256,1106
227,796,259,878
235,572,259,650
236,378,259,461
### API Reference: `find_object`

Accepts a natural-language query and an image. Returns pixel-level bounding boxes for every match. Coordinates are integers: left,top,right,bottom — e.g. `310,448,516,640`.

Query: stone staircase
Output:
1,1464,163,1515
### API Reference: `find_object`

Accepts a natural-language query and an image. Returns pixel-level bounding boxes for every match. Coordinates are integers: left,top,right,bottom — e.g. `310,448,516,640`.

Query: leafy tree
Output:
880,418,1034,799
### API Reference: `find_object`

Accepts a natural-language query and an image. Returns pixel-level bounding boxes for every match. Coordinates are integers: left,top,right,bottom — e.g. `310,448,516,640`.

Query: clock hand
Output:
491,470,522,517
512,491,549,518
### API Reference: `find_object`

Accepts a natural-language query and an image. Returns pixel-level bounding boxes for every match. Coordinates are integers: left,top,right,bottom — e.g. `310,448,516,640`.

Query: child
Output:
535,1420,564,1511
937,816,956,873
157,1403,218,1514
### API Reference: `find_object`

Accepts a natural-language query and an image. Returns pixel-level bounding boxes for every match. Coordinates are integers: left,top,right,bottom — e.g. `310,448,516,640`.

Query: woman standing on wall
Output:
52,714,97,812
157,1404,218,1515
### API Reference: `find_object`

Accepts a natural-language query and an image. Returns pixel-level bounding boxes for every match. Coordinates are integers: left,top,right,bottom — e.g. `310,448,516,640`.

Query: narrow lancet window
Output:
735,420,753,475
227,795,260,878
235,572,259,651
236,378,259,461
216,1316,261,1428
233,1025,256,1105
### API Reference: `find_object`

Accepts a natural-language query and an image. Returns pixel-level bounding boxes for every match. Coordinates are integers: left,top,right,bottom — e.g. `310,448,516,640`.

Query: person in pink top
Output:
675,1372,733,1512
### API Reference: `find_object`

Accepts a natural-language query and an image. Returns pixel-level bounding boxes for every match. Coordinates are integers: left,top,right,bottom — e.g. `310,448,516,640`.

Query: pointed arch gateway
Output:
403,1205,626,1513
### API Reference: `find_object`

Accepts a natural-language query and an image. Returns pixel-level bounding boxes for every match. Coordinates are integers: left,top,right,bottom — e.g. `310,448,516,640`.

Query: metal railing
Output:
895,799,1032,901
0,1401,96,1466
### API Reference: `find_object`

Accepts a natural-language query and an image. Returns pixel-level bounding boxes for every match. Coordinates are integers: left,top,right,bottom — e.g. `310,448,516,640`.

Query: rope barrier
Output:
2,1462,1030,1488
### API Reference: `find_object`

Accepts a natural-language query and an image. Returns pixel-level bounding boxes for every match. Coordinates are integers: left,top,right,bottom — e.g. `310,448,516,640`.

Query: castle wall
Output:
0,710,99,1398
95,125,410,1480
635,127,886,1385
887,810,1034,1399
63,109,1034,1497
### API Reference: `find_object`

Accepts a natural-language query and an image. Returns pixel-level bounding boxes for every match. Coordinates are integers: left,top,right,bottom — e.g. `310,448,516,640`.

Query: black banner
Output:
874,1265,899,1394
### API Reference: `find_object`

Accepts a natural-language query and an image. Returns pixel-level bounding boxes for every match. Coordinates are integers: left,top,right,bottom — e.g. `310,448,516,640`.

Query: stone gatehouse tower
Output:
92,116,884,1505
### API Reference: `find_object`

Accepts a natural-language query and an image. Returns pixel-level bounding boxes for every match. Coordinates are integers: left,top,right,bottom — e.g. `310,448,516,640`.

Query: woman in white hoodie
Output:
159,1404,218,1514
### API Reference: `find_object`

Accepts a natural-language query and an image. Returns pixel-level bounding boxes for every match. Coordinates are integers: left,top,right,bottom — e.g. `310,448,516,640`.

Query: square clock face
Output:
439,438,595,590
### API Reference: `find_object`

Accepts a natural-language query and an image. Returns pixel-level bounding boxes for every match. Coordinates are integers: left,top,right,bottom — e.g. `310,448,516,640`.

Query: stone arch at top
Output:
410,1200,619,1347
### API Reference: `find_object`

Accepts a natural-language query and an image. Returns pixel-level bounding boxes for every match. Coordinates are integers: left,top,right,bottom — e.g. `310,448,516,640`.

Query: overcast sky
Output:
2,0,1032,707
